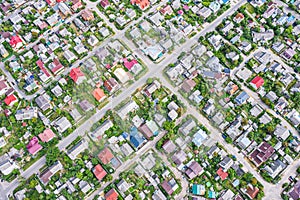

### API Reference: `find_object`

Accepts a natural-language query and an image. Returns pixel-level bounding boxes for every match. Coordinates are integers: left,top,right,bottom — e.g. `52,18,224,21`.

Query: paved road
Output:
1,0,267,199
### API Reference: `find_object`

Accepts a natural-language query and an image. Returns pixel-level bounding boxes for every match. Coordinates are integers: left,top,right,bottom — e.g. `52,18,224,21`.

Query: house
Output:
93,88,106,102
209,1,220,13
217,167,228,180
35,93,51,111
168,109,178,121
160,5,172,15
64,50,77,63
181,79,196,93
49,58,64,75
27,137,43,155
192,129,208,147
130,127,145,148
79,180,91,194
221,189,235,200
281,48,296,60
0,79,9,96
152,189,167,200
54,117,72,133
0,154,17,175
185,161,203,179
249,141,274,166
15,107,38,120
219,156,233,171
161,179,178,195
67,139,88,160
93,164,107,181
131,0,150,10
172,150,187,165
120,143,134,156
288,109,300,127
99,0,110,9
250,76,264,90
274,125,290,141
252,30,274,43
9,35,23,49
114,68,131,84
144,80,161,97
265,91,278,102
264,159,286,178
233,13,244,23
221,21,234,35
199,7,212,19
192,184,205,195
208,35,222,50
246,184,259,199
162,140,176,154
81,9,94,21
104,78,119,93
72,0,82,10
4,94,18,106
117,179,131,193
38,129,55,142
235,91,250,105
289,180,300,200
39,161,63,185
70,68,86,84
105,188,118,200
98,147,114,164
118,101,139,119
0,44,9,58
239,41,252,52
179,119,196,135
92,120,113,139
58,2,71,16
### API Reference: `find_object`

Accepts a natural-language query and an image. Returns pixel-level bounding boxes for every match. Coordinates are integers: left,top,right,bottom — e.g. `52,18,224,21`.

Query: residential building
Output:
70,68,86,84
249,142,274,166
98,147,114,164
93,164,107,181
27,137,43,155
39,161,63,185
67,139,88,160
54,117,72,133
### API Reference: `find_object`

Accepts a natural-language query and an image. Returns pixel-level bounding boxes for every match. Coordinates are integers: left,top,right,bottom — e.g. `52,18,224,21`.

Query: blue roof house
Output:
130,127,145,148
235,91,250,105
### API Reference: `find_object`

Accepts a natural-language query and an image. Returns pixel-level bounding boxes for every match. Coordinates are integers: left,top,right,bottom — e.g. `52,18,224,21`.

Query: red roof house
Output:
217,167,228,181
105,188,119,200
160,5,172,15
46,0,56,6
93,88,106,102
51,59,64,75
250,76,264,90
36,60,51,77
27,137,43,155
9,35,23,49
38,129,55,142
130,0,149,10
4,94,17,106
93,164,107,181
70,68,86,84
123,58,138,70
98,147,114,164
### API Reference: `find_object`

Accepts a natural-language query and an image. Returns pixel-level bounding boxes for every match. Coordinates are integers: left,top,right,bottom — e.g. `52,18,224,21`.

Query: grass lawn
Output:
245,3,255,14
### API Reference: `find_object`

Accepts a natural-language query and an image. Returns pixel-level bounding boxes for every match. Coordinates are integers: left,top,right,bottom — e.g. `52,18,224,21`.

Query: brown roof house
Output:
185,161,203,179
98,147,114,165
181,79,196,93
245,184,259,199
39,161,63,185
249,141,274,166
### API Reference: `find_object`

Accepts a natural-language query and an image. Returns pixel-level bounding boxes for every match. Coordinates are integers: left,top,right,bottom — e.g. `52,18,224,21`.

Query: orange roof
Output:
131,0,149,10
38,128,55,142
105,188,118,200
93,164,107,181
98,147,114,164
93,88,106,102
